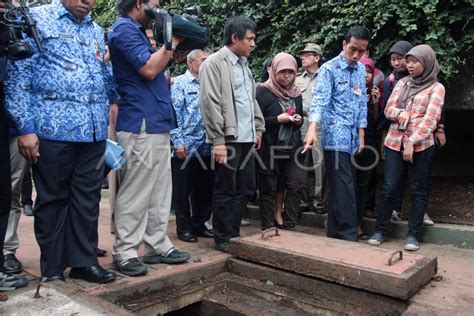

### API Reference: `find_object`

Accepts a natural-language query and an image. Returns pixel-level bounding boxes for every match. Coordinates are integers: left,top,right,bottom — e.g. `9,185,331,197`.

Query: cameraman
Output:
108,0,190,277
0,0,28,290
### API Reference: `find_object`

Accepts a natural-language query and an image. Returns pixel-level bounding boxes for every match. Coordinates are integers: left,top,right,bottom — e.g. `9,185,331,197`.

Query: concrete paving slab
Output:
230,230,437,299
246,204,474,249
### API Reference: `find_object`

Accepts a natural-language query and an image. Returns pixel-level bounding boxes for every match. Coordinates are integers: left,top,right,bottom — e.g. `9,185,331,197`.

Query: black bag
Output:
276,124,300,149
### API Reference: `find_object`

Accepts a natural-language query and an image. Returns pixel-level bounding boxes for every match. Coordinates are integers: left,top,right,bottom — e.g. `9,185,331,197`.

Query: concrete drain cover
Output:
230,230,437,299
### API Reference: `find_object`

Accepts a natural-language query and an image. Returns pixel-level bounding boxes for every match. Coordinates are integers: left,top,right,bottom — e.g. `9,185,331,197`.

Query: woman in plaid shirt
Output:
368,45,444,251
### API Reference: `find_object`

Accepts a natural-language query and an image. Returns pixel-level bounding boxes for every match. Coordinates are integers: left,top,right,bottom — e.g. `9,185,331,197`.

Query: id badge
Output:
353,86,362,96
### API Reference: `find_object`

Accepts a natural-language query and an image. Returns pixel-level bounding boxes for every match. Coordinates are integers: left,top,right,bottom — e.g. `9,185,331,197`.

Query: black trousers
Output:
33,140,104,277
171,156,214,236
324,151,358,242
213,143,255,244
0,107,11,271
355,135,379,225
259,154,305,230
21,167,33,206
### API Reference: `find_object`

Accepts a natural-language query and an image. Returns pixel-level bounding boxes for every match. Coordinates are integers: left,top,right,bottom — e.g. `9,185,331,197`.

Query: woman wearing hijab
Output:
368,45,445,251
356,57,382,240
256,53,305,231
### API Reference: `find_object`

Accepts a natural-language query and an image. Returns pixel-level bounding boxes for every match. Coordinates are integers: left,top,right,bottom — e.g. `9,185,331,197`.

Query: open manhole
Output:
99,231,437,315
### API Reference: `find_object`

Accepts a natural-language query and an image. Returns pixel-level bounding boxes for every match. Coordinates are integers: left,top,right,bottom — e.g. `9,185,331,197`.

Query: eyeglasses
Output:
192,57,207,62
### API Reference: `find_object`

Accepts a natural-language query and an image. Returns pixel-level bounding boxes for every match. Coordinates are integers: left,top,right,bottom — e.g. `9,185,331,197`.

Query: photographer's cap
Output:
299,43,323,56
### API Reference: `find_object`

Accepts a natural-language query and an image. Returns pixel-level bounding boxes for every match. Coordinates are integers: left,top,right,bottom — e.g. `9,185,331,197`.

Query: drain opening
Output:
165,301,245,316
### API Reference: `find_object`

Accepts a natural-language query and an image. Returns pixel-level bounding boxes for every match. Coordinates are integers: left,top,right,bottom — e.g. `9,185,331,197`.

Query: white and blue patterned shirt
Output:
170,70,211,157
309,51,367,154
4,2,116,142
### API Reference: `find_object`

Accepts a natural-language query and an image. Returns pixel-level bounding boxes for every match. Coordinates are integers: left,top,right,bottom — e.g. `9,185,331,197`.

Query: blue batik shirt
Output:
170,70,211,157
4,2,116,142
309,51,367,154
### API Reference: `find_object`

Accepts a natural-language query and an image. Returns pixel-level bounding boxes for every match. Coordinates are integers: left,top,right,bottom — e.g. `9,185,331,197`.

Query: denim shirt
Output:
4,3,116,142
170,71,211,157
309,51,367,154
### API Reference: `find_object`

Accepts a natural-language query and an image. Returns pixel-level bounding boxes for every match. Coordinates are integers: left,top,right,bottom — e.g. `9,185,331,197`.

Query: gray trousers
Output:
4,137,29,255
112,123,173,262
300,120,328,211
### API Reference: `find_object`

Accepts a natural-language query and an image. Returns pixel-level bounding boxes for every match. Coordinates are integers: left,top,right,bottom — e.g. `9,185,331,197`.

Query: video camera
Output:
144,4,210,52
0,0,43,60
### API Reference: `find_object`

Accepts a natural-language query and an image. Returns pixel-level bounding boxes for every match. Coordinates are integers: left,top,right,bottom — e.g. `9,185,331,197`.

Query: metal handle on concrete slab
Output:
261,227,280,240
387,250,403,266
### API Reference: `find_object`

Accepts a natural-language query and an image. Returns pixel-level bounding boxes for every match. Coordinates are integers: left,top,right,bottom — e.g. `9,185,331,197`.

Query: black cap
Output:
389,41,413,56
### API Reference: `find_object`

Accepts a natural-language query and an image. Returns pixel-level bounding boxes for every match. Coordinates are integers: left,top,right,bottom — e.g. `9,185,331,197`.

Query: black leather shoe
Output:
96,248,107,257
178,232,198,243
195,228,214,238
4,254,22,273
40,273,65,283
69,265,116,284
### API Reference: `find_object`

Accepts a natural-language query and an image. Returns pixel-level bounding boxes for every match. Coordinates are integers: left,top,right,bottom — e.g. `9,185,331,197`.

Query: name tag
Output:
188,91,198,95
58,33,74,39
353,87,362,96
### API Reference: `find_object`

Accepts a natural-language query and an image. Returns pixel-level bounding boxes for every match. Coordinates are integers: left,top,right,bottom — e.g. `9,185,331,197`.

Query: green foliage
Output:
92,0,474,85
91,0,118,30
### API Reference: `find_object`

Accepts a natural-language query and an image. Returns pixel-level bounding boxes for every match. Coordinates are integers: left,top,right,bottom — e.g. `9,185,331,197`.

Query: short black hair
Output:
344,26,371,43
223,15,256,46
117,0,149,15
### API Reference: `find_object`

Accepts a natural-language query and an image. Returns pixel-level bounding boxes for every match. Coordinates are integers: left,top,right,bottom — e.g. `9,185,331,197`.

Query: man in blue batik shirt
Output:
4,0,117,284
170,48,215,244
304,26,369,242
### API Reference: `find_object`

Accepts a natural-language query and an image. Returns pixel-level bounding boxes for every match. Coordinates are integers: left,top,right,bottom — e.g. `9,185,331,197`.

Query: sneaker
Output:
0,271,28,290
23,204,34,216
391,210,401,221
367,232,384,246
404,236,420,251
3,254,22,273
143,248,190,264
215,241,231,254
113,258,148,276
423,213,435,226
240,219,251,226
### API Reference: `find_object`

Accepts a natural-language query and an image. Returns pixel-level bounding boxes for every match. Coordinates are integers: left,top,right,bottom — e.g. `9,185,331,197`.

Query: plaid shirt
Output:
384,79,445,152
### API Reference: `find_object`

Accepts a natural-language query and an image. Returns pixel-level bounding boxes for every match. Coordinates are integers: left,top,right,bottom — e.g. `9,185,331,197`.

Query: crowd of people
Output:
0,0,445,290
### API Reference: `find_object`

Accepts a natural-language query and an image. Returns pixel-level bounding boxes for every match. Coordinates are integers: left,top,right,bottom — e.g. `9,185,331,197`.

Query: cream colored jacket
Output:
199,47,265,145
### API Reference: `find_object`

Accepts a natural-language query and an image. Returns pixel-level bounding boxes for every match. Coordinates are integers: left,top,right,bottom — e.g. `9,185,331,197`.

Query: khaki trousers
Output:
4,137,28,255
112,123,173,262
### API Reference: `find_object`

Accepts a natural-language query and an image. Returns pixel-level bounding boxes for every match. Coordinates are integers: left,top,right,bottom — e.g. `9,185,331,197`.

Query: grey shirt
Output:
224,46,255,143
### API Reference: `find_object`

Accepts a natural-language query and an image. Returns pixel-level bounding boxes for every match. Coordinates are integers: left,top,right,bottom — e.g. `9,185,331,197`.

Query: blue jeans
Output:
375,146,434,239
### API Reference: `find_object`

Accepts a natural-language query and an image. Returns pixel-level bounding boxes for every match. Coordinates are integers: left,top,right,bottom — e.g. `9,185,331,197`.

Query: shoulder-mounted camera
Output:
0,0,43,60
144,4,210,51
